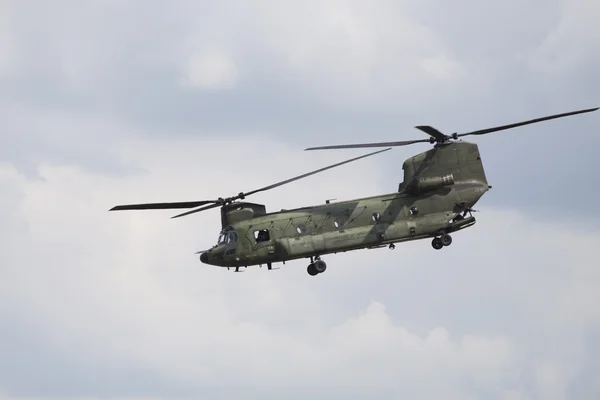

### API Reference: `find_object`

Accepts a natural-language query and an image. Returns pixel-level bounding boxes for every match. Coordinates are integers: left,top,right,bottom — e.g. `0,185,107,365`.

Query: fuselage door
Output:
253,227,276,256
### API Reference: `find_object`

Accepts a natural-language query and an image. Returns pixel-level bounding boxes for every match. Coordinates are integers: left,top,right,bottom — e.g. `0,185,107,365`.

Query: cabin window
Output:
296,224,307,235
254,229,270,242
372,212,381,222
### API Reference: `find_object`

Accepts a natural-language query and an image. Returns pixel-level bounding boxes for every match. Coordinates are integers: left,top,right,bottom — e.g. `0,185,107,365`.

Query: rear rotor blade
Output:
457,107,599,137
243,147,392,197
110,200,219,211
304,139,429,151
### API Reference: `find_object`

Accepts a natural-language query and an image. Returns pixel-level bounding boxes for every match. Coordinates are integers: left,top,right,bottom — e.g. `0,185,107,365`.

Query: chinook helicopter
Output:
110,107,598,275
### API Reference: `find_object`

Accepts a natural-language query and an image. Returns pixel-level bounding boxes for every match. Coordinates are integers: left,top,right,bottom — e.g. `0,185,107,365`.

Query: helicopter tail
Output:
400,141,489,193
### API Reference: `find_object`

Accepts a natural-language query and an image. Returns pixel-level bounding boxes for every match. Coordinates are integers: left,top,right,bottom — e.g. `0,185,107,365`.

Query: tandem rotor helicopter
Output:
110,107,598,276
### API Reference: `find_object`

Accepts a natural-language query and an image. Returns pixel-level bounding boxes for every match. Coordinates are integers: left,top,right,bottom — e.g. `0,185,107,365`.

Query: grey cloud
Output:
1,134,600,399
0,101,147,178
1,0,598,218
1,1,600,399
0,318,181,398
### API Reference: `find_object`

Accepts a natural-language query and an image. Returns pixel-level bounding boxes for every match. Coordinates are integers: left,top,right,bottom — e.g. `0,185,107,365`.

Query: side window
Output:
228,231,238,243
254,229,270,242
296,223,307,235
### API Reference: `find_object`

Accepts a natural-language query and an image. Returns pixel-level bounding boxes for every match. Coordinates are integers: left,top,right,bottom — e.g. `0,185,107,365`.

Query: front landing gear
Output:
432,233,452,250
307,257,327,276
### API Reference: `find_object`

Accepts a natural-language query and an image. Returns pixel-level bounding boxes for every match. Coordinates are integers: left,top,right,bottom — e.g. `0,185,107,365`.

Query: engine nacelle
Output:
409,173,455,194
221,202,266,228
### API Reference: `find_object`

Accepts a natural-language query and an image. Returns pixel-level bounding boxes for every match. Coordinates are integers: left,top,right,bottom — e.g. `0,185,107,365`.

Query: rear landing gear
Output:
432,233,452,250
307,256,327,276
440,233,452,246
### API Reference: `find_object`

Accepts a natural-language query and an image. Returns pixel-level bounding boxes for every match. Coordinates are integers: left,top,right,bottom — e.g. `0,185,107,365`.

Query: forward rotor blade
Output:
243,147,392,197
415,125,447,141
457,107,599,137
170,202,223,219
304,139,429,151
110,200,218,211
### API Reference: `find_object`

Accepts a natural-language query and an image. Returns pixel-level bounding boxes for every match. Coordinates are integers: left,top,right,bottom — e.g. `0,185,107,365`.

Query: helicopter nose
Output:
200,251,208,264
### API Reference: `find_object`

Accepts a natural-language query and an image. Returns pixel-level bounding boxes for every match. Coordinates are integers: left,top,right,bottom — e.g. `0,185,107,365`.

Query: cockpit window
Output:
217,230,238,245
227,231,238,243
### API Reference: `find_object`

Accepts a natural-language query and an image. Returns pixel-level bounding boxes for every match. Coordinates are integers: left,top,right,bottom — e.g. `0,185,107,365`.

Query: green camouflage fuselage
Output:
200,141,489,268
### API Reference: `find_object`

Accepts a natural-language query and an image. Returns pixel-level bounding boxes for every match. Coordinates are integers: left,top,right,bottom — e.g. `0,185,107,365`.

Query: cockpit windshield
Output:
217,226,238,246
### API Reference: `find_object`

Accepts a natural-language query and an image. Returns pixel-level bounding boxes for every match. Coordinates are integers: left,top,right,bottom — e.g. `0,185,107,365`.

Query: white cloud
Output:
182,50,239,90
0,0,17,78
421,54,464,80
1,1,599,399
528,0,600,76
1,123,599,398
217,0,466,108
533,361,573,400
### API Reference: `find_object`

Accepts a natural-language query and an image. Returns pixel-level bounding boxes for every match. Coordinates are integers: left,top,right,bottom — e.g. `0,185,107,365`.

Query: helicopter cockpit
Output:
216,226,238,247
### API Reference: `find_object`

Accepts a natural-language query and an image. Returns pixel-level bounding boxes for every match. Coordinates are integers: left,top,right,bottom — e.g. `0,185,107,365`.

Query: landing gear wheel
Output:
432,237,443,250
440,233,452,246
314,259,327,273
307,263,318,276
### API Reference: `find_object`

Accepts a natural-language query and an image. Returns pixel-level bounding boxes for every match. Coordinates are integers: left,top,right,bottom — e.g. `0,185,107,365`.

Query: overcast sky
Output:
1,1,599,399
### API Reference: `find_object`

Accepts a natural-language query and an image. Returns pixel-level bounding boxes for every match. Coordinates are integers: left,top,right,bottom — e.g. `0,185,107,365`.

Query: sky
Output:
1,0,599,399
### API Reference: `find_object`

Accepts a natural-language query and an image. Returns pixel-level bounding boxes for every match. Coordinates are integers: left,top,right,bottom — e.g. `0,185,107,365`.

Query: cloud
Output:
1,126,600,399
420,54,464,80
181,50,239,90
249,0,467,109
0,1,599,399
528,0,600,76
0,0,17,78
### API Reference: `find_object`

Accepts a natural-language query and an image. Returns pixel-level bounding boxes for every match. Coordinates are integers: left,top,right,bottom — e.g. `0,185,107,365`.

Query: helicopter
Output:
110,107,598,276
